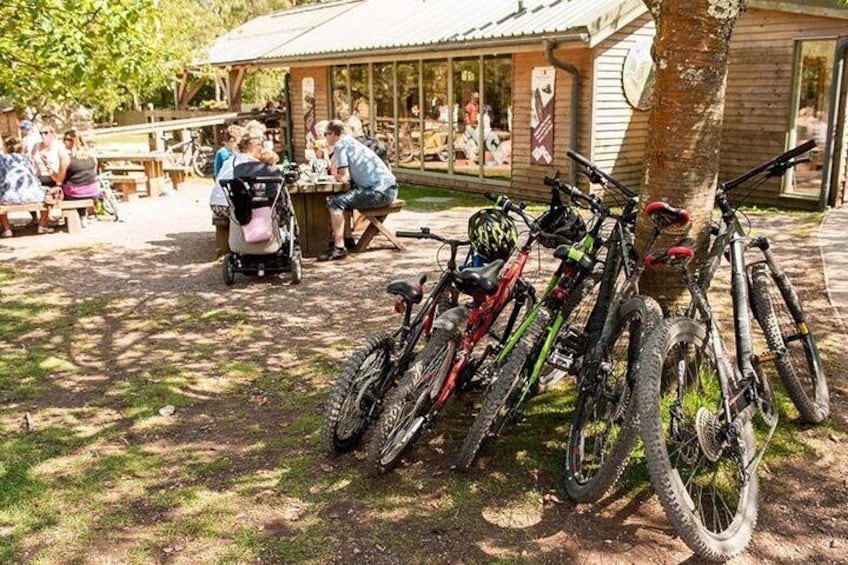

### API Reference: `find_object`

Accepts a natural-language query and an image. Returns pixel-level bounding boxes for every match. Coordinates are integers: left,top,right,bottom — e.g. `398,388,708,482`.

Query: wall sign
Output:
622,40,655,110
302,77,316,152
530,66,555,165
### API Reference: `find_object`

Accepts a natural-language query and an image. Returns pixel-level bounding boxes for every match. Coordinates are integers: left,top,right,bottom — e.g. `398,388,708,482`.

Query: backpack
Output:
356,135,389,165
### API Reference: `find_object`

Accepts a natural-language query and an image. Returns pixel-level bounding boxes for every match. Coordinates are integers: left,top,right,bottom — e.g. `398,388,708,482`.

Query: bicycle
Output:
366,193,542,474
321,228,468,455
164,130,214,178
455,155,649,473
637,139,830,561
94,173,123,222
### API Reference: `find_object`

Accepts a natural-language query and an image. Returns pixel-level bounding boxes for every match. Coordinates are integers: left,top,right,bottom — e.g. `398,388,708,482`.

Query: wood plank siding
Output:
290,66,329,163
589,13,655,197
722,8,846,209
509,48,593,202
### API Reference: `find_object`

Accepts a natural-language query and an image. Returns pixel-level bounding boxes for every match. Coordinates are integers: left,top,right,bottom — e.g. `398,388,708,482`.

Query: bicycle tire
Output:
638,317,758,561
366,329,456,474
322,332,395,455
455,308,551,471
564,295,661,503
100,188,122,222
749,263,829,424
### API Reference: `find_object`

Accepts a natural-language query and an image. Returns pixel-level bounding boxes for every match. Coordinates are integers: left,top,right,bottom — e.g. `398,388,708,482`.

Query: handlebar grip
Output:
784,139,817,161
483,191,501,203
396,230,429,239
566,149,594,169
543,176,557,187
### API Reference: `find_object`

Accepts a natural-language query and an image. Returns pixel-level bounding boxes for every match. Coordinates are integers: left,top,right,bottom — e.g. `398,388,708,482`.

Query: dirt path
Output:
0,182,845,564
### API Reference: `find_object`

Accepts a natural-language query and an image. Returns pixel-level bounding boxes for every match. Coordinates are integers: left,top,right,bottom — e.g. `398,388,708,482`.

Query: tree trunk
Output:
638,0,746,314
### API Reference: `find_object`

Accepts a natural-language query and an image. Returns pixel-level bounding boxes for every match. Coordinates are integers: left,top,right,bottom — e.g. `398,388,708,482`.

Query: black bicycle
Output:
321,228,467,455
637,139,829,561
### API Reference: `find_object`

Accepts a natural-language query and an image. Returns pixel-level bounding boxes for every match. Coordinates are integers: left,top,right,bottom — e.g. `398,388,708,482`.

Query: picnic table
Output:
94,152,168,197
288,180,349,258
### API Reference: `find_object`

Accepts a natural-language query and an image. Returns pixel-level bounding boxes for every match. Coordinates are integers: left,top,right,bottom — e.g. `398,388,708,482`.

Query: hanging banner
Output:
302,77,316,152
530,66,556,165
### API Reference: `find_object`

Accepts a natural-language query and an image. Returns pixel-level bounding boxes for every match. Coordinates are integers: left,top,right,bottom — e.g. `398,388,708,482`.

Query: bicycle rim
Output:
639,319,757,561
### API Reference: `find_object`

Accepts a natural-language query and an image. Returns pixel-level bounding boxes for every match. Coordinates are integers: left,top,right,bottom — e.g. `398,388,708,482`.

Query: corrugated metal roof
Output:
201,0,644,66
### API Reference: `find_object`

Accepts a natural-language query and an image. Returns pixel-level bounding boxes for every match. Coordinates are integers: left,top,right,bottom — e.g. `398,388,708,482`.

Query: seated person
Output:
57,129,100,226
321,119,398,260
212,121,275,217
304,120,331,174
30,125,68,188
0,137,50,236
214,125,244,179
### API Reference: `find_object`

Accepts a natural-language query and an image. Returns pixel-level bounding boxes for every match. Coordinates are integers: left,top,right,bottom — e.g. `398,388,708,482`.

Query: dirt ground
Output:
0,181,846,564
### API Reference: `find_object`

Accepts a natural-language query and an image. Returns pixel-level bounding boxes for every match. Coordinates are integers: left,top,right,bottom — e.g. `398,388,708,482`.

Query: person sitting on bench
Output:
320,119,397,261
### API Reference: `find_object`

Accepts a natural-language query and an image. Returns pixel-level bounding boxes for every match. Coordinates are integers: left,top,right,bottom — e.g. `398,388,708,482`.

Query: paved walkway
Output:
820,204,848,328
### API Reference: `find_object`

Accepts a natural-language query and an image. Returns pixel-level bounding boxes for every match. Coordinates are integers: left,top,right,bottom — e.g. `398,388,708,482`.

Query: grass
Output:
0,204,841,563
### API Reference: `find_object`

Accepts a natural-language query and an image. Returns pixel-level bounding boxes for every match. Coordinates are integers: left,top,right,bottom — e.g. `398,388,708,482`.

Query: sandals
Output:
37,226,55,234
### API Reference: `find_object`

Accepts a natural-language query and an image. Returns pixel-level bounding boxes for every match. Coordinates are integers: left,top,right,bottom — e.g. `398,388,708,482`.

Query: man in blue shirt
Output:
322,119,397,260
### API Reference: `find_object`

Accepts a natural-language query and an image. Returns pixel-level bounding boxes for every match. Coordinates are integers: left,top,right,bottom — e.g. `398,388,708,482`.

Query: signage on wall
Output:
303,77,316,151
530,66,556,165
622,40,655,110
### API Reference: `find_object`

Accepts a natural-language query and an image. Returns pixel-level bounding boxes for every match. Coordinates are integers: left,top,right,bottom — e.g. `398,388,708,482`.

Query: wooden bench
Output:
164,165,189,189
0,199,95,234
108,174,147,202
212,215,229,257
353,199,406,253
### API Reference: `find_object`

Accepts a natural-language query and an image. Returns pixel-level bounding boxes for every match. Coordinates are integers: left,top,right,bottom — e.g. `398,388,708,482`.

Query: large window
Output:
328,56,512,179
396,62,420,170
785,39,836,197
423,61,449,173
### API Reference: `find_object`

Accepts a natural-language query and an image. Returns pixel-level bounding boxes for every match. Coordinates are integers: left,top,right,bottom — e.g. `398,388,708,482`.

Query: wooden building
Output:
198,0,848,209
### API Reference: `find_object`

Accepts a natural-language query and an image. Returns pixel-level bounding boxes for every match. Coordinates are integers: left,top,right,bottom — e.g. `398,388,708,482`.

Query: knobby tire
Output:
749,263,829,424
366,329,456,474
322,332,395,455
455,309,552,471
564,295,661,503
637,318,758,562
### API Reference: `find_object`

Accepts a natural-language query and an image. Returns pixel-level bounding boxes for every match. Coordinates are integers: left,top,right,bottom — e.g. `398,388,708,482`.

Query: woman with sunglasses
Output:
55,130,100,226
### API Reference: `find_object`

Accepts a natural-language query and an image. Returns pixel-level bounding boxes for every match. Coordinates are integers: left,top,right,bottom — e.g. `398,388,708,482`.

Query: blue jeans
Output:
327,185,397,212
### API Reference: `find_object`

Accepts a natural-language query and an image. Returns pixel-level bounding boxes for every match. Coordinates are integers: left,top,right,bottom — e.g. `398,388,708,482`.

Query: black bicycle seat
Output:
456,259,505,294
386,278,424,304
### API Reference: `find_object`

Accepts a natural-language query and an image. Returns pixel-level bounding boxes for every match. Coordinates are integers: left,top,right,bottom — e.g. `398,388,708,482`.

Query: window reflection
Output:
397,62,420,169
326,57,512,179
786,40,835,197
423,61,449,172
483,55,512,178
453,58,479,176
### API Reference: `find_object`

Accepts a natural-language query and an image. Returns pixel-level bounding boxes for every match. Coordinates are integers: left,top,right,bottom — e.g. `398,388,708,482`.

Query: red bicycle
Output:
366,193,542,474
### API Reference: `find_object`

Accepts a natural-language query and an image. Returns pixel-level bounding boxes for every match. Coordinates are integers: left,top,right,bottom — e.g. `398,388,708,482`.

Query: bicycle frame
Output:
428,241,534,413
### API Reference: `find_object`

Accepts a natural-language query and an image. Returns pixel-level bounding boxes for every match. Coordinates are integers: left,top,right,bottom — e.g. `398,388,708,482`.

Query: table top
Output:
94,152,167,161
288,181,349,194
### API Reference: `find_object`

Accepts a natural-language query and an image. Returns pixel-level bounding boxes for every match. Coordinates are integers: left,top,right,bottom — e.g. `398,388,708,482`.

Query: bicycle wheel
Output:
638,318,758,561
750,263,829,424
100,187,122,222
455,308,551,471
322,332,395,455
366,329,456,474
564,295,661,503
193,147,214,178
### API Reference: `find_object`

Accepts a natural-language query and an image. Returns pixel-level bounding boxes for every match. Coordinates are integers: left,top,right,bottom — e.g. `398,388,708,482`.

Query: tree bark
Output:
638,0,747,313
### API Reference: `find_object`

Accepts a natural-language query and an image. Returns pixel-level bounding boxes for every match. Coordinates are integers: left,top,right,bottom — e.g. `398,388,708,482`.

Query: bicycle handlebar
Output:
396,227,470,247
566,149,637,198
720,139,816,193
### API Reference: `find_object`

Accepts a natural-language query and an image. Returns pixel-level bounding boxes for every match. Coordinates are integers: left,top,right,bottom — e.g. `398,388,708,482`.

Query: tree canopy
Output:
0,0,317,116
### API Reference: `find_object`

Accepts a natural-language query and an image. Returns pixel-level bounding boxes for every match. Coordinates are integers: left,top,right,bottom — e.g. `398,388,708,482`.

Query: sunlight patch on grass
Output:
106,366,197,420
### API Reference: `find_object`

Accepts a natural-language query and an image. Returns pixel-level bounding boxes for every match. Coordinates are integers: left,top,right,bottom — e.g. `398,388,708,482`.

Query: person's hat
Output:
19,119,33,131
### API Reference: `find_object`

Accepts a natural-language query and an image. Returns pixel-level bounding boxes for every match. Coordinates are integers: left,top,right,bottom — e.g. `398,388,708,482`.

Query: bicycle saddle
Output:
386,278,424,304
456,259,505,294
